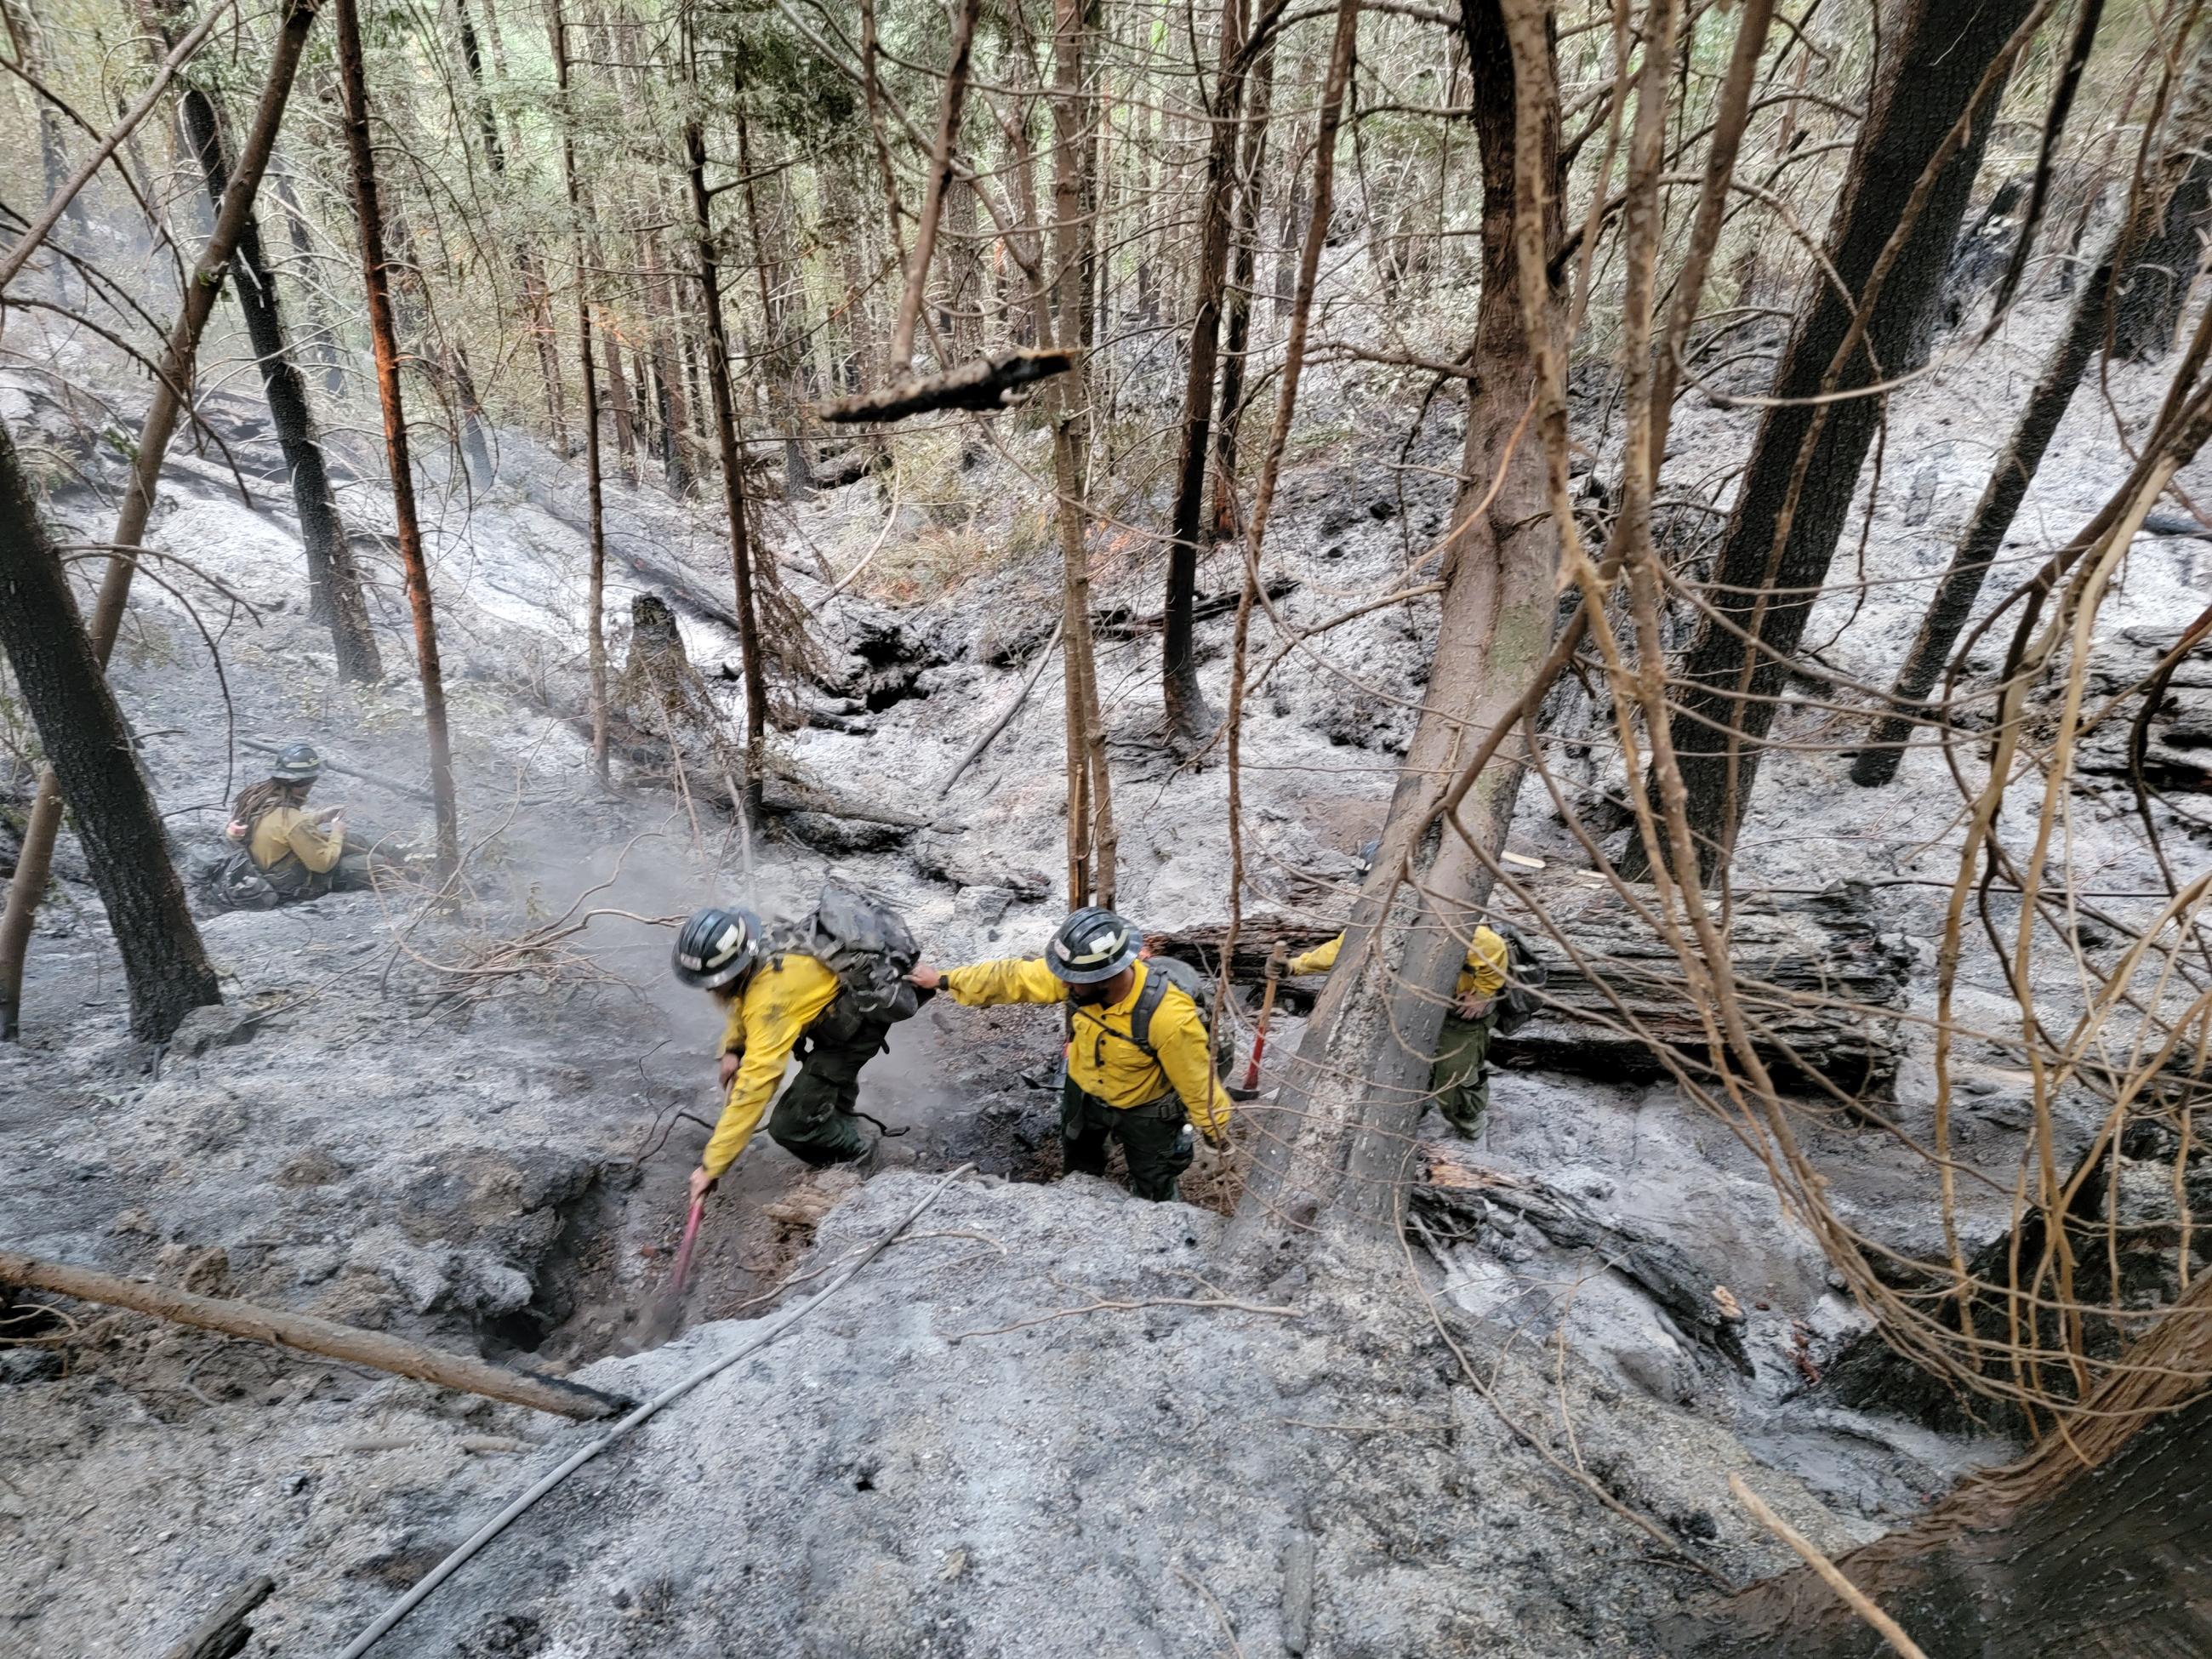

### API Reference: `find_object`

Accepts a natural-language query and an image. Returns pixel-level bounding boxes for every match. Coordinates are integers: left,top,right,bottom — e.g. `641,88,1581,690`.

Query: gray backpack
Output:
1490,920,1549,1035
767,883,922,1023
205,848,283,911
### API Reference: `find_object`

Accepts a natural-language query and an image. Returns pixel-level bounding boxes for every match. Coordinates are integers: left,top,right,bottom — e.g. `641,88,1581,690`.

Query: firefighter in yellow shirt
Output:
911,908,1231,1201
1287,921,1509,1136
671,904,898,1206
226,744,378,898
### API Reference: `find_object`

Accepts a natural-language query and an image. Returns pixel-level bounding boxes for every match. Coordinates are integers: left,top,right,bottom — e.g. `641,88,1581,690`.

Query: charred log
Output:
1145,877,1912,1098
816,348,1075,425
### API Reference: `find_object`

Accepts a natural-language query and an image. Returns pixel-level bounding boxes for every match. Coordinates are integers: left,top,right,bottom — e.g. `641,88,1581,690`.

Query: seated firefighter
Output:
674,888,923,1206
225,744,381,900
912,907,1231,1202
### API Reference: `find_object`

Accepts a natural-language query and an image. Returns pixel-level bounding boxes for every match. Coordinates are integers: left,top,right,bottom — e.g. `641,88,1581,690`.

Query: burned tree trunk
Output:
334,0,461,875
1209,32,1275,546
1856,43,2212,786
0,419,221,1043
1055,0,1116,908
1667,1272,2212,1658
1852,225,2120,788
1160,0,1254,747
684,112,770,823
1621,0,2040,881
176,80,381,681
1228,0,1564,1249
2112,53,2212,363
551,0,607,786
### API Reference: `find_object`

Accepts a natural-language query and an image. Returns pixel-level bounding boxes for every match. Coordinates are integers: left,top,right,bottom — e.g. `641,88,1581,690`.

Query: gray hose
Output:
334,1165,974,1657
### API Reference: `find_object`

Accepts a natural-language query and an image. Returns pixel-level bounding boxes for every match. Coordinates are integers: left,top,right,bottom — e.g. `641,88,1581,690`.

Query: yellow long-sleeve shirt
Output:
702,953,844,1177
941,957,1231,1142
248,806,342,875
1287,925,1508,999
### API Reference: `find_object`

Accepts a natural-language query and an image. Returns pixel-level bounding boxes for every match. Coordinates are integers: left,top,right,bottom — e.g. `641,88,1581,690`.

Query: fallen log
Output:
238,736,434,804
1413,1144,1750,1371
161,1575,275,1659
1144,875,1913,1097
812,446,893,491
761,778,932,831
1092,575,1299,638
816,347,1075,425
0,1251,629,1420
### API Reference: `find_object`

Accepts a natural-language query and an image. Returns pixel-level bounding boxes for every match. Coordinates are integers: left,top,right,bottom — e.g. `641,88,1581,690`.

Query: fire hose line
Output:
335,1164,976,1658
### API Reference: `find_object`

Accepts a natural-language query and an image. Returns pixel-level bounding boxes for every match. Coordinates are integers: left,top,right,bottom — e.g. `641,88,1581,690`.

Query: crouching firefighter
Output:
223,744,385,901
911,908,1230,1202
673,887,925,1206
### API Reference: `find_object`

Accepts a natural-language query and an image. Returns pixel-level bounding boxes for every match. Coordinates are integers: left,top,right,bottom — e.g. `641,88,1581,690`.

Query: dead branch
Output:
817,347,1075,424
0,1251,629,1420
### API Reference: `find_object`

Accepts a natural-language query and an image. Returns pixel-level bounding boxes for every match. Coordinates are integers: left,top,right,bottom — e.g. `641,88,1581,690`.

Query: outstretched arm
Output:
918,958,1065,1007
1286,933,1343,977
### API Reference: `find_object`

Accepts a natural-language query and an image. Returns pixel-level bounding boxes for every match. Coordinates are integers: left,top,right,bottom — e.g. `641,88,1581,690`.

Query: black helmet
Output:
270,742,323,784
1357,838,1380,876
672,905,763,990
1046,906,1140,986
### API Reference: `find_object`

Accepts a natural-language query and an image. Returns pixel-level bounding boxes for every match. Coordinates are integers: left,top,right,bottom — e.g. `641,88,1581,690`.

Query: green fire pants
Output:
768,992,892,1166
1061,1079,1193,1201
1432,1006,1497,1134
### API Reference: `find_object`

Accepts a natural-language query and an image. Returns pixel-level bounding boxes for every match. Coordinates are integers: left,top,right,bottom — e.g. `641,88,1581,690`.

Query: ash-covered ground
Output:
3,255,2208,1655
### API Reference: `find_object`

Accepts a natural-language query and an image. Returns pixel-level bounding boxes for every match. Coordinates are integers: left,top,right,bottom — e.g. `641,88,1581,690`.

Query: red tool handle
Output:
1240,1027,1270,1092
668,1197,706,1296
1241,963,1283,1092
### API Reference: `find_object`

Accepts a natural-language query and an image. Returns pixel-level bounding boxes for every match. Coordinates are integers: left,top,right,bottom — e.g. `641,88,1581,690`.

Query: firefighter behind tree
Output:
1286,840,1507,1136
225,743,384,899
672,904,897,1206
910,907,1231,1202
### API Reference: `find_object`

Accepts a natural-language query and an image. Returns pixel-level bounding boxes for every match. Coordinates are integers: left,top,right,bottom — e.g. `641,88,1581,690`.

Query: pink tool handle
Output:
668,1197,706,1296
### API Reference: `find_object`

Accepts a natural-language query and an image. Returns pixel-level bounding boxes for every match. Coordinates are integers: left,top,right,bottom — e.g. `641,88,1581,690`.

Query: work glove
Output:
1189,1135,1231,1181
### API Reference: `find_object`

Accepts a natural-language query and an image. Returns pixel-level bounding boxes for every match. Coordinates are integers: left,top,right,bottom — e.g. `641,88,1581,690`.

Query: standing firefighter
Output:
912,908,1231,1201
224,743,382,900
1286,924,1507,1136
1286,841,1536,1137
673,887,922,1206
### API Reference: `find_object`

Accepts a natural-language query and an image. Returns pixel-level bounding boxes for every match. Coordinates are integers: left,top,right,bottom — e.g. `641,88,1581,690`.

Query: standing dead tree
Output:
334,0,461,875
176,68,381,680
550,0,608,788
0,419,221,1043
1209,26,1277,548
2112,32,2212,362
0,0,322,1039
681,8,771,824
1617,0,2044,882
1159,0,1264,748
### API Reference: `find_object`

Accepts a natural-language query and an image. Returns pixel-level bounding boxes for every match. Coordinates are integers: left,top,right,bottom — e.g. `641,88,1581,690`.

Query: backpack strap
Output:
1126,969,1170,1059
1067,966,1173,1063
